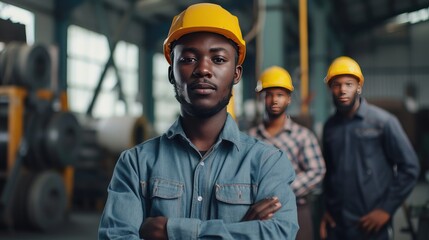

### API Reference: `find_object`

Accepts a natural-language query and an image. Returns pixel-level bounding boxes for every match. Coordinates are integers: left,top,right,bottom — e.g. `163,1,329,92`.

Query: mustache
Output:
188,79,217,90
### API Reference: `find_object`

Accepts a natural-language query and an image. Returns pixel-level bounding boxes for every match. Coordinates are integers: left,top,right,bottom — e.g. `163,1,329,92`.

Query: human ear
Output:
233,65,243,85
287,94,292,104
168,66,174,84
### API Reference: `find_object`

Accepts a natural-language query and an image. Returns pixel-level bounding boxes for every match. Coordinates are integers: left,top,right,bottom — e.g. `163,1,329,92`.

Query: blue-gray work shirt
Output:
322,98,420,227
99,114,299,239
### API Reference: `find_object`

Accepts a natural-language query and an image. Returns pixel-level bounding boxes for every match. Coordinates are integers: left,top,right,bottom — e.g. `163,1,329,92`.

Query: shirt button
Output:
197,196,203,201
200,162,205,166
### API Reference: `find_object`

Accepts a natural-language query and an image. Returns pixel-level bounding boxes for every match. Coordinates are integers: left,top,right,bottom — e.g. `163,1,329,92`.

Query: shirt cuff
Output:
167,218,200,240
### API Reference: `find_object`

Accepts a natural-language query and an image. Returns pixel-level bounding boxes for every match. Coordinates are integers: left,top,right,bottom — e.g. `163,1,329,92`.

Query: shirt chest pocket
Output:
215,183,255,223
143,178,184,218
354,127,383,158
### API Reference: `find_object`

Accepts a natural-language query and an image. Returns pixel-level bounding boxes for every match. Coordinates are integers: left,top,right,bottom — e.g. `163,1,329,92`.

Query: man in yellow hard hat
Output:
319,56,420,240
249,65,326,240
99,3,298,239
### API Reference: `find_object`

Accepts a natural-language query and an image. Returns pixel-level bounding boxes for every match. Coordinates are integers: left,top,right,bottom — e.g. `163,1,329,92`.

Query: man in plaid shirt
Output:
248,66,326,240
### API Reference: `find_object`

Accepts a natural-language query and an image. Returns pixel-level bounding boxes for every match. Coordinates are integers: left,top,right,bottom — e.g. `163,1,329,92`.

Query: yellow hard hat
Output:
255,66,294,92
163,3,246,65
325,56,364,85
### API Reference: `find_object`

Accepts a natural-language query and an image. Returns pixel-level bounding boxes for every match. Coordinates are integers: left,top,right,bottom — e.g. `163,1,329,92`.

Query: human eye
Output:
212,56,227,64
331,83,340,88
265,92,273,98
179,56,196,64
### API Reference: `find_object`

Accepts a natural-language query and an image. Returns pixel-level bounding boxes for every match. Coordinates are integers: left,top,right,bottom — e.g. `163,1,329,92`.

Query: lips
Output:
338,97,349,103
189,81,216,95
191,83,216,90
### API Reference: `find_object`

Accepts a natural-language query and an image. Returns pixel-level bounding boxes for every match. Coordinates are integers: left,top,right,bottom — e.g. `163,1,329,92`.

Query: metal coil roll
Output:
0,42,51,89
91,116,154,154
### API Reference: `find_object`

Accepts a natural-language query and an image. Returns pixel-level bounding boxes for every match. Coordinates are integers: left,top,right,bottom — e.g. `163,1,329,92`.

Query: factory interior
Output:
0,0,429,239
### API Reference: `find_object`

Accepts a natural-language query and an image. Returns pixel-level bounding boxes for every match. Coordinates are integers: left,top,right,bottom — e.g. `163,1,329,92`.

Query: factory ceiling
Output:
329,0,429,33
97,0,429,32
88,0,429,51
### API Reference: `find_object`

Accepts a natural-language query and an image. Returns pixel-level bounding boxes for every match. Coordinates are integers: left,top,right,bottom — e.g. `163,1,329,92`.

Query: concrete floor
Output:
394,181,429,240
0,211,101,240
0,182,427,240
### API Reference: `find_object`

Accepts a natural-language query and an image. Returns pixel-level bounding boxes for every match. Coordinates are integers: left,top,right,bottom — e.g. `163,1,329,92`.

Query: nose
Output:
272,95,279,103
192,58,212,78
339,84,347,94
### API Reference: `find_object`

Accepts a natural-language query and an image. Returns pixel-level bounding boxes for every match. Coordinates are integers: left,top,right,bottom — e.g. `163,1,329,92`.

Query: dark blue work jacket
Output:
322,97,420,229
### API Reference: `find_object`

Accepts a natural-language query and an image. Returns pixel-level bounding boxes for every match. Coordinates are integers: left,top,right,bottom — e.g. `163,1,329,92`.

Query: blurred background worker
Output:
320,56,420,240
248,66,326,240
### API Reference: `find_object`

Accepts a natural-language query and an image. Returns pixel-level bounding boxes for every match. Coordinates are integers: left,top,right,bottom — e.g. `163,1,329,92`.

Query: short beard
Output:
174,81,233,119
266,106,287,119
333,91,360,113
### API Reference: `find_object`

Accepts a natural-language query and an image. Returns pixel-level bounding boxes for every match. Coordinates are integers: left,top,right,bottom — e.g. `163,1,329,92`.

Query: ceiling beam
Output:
362,0,374,22
342,0,429,34
54,0,86,19
330,0,350,32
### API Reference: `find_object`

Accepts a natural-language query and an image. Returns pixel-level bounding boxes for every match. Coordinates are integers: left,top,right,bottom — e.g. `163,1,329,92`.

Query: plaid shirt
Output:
248,116,326,200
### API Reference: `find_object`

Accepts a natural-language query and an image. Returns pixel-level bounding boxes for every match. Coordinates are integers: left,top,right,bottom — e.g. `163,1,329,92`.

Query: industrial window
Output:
152,53,178,133
0,1,34,47
67,25,141,118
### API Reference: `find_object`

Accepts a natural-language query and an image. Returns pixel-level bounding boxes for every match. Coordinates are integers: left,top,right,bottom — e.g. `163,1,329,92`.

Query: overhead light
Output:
392,7,429,25
137,0,165,9
408,8,429,24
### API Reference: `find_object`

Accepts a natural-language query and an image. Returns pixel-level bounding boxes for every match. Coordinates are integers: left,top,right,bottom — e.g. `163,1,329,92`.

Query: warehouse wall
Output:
349,20,429,108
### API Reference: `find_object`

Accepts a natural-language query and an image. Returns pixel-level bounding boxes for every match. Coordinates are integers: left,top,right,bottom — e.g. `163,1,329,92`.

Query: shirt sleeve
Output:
380,116,420,214
291,131,326,198
98,150,144,240
166,150,299,240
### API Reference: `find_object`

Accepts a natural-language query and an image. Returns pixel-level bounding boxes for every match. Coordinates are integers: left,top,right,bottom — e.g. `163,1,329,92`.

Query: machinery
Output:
0,42,82,231
72,115,155,211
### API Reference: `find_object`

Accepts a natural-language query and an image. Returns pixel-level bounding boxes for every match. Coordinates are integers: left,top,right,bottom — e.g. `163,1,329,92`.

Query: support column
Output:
261,0,285,72
310,1,330,137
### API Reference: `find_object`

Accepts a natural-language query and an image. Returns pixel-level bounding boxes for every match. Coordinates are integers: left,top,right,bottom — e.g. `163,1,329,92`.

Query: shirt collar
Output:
257,114,292,134
284,115,293,131
166,113,241,151
355,97,368,119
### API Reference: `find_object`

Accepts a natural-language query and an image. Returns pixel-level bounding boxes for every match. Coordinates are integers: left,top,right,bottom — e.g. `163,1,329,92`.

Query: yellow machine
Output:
0,43,81,231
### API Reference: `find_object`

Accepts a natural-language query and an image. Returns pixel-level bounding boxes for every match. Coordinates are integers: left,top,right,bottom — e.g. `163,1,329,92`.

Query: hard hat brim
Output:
163,27,246,65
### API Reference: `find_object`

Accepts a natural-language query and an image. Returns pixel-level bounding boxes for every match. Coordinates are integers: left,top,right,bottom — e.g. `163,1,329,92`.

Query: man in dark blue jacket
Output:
319,56,420,240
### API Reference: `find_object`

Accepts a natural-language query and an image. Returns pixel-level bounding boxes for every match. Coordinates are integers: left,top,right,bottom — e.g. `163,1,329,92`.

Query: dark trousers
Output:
326,223,393,240
296,203,314,240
